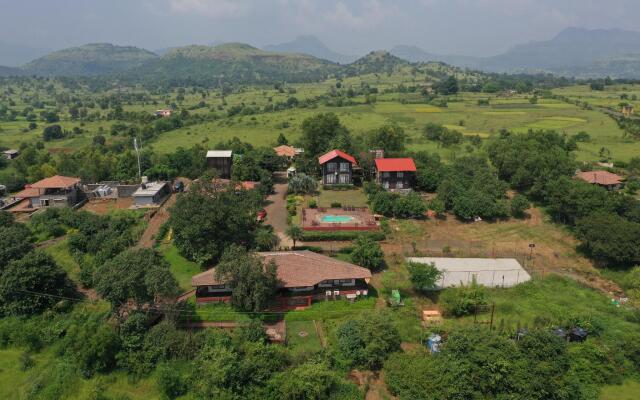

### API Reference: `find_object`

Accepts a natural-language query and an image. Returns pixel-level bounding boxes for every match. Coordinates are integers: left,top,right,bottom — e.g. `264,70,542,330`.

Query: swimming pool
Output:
321,215,355,223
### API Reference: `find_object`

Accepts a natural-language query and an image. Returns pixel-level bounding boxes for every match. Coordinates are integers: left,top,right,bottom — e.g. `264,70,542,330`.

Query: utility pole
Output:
133,138,142,182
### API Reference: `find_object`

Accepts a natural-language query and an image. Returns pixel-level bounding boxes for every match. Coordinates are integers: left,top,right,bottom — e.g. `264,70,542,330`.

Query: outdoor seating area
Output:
301,207,379,231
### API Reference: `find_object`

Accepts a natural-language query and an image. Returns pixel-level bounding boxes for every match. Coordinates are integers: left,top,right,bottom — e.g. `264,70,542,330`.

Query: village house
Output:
154,109,172,118
132,181,171,207
3,149,19,160
191,251,372,309
575,170,623,191
374,158,417,191
206,150,233,179
11,175,82,210
319,149,356,185
622,105,634,117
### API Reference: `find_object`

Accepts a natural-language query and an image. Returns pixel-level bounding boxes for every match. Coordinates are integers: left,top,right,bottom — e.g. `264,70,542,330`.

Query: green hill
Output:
342,50,410,76
127,43,339,85
22,43,158,76
0,65,24,77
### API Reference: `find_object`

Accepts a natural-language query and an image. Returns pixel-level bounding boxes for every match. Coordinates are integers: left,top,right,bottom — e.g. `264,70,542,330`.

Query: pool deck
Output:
302,207,379,231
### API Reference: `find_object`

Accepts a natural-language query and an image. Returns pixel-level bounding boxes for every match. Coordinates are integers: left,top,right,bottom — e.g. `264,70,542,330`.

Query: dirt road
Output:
137,194,175,248
264,172,293,248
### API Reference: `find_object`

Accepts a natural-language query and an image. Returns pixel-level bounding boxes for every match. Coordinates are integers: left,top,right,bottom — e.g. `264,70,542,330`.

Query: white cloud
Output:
168,0,249,18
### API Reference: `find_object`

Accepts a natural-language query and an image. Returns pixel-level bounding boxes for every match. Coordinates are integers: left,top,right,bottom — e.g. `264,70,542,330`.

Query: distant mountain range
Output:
3,28,640,80
389,27,640,78
263,35,357,64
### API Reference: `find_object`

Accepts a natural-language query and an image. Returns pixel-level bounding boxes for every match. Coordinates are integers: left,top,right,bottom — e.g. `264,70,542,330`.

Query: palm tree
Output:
286,225,304,249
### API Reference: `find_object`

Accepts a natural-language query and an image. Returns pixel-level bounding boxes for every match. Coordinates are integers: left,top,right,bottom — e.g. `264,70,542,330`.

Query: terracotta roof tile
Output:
274,145,296,157
30,175,80,189
192,251,371,288
318,150,357,165
575,170,622,186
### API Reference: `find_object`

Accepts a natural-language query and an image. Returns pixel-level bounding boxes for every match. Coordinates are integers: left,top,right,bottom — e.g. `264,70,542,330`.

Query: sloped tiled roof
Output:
12,187,40,198
575,170,622,186
274,145,296,157
318,149,357,165
30,175,80,189
375,158,417,172
192,251,371,288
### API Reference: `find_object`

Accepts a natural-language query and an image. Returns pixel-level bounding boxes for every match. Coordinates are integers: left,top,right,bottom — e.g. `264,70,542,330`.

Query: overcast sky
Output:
1,0,639,56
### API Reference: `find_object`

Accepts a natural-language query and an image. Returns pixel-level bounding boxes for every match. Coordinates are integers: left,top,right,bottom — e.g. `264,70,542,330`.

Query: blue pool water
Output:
321,215,355,223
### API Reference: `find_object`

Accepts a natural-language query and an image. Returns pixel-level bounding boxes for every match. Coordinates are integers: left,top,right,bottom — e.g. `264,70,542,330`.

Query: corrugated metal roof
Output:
206,150,233,158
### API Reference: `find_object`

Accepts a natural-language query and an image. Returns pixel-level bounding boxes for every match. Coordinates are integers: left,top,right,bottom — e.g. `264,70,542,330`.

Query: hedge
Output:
301,231,385,241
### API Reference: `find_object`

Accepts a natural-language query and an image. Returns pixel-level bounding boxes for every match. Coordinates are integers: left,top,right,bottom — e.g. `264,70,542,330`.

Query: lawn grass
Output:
286,320,323,353
43,238,81,283
0,348,162,399
179,296,252,323
600,380,640,400
315,187,369,208
161,243,202,292
284,298,377,322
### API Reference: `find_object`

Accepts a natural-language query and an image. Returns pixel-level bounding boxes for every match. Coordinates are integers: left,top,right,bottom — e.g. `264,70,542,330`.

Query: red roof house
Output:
374,158,417,190
575,170,623,190
10,175,82,210
318,150,356,185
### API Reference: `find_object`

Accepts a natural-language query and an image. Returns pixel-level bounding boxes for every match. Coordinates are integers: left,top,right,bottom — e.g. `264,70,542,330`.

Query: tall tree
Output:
169,179,262,264
215,246,278,312
94,248,179,311
0,250,74,316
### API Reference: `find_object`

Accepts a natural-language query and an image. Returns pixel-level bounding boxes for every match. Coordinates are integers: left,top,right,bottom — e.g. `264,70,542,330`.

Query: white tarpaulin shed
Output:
406,257,531,289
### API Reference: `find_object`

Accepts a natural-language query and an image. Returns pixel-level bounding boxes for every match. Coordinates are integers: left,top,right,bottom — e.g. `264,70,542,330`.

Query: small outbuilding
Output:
132,181,171,207
3,149,19,160
206,150,233,179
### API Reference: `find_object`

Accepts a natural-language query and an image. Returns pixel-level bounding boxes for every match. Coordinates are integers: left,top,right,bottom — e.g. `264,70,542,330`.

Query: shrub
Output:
301,231,385,242
350,236,385,271
440,277,487,317
288,173,317,194
336,313,401,370
308,199,317,208
156,362,187,399
330,202,342,208
407,262,442,291
510,194,530,218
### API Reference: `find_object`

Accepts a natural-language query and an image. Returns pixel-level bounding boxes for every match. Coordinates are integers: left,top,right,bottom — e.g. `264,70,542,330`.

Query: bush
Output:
350,236,385,271
308,199,317,208
301,231,385,242
439,278,487,317
407,262,442,291
330,202,342,208
288,173,317,194
156,362,187,399
510,194,530,218
336,313,401,370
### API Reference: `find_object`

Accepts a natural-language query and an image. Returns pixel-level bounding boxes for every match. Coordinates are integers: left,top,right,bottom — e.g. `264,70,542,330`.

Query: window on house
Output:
339,174,350,184
340,162,350,172
382,172,390,178
326,174,336,184
397,172,404,178
397,181,403,189
327,162,337,172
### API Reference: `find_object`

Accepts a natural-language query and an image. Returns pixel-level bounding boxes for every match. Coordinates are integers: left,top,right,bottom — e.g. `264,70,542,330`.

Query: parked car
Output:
257,209,267,222
173,180,184,193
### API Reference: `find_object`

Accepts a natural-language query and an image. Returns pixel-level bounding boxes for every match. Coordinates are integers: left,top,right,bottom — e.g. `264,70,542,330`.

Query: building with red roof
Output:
374,158,417,191
575,170,623,191
318,149,357,185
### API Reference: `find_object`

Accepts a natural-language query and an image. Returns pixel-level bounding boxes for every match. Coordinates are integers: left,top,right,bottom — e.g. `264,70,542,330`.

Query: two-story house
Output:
374,158,417,190
318,149,357,185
